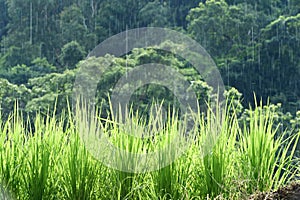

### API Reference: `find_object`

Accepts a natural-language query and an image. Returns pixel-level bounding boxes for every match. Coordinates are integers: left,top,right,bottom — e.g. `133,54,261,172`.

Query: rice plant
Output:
238,100,300,194
0,107,26,199
0,99,299,199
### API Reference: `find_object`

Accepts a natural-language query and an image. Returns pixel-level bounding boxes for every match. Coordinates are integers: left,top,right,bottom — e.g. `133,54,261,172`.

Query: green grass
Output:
238,102,300,193
0,101,299,199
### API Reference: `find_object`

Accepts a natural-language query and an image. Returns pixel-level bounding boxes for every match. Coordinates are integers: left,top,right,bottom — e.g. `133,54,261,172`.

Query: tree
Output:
187,0,261,58
1,0,77,65
168,0,203,28
1,43,39,67
60,4,91,49
29,57,57,77
225,0,282,15
285,0,300,15
138,0,171,27
6,64,31,85
0,0,8,40
257,14,300,112
186,0,285,109
26,69,75,115
59,41,86,70
96,0,147,37
0,78,31,118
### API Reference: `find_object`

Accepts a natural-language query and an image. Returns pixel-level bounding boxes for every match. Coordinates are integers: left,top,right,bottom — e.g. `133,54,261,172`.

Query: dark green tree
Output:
60,4,96,50
0,0,8,39
26,69,75,115
59,41,86,70
29,57,57,78
139,0,171,27
0,78,31,118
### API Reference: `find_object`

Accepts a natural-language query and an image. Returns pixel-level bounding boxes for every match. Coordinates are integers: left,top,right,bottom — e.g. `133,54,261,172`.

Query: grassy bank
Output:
0,102,299,199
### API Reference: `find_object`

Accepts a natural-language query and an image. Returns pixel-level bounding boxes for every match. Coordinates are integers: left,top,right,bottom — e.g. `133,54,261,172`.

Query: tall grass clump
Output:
152,109,193,199
0,106,104,199
238,100,300,194
53,108,103,200
59,128,99,199
21,115,51,199
0,98,299,199
0,108,26,199
190,101,240,199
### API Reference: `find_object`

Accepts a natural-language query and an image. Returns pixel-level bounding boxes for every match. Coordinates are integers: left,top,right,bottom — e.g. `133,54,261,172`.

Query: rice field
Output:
0,101,299,199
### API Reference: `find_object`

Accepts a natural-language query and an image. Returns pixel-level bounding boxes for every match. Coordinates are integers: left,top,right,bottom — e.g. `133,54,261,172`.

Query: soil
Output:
248,182,300,200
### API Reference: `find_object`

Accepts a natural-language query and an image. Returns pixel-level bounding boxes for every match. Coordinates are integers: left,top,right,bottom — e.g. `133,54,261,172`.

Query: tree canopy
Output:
0,0,299,120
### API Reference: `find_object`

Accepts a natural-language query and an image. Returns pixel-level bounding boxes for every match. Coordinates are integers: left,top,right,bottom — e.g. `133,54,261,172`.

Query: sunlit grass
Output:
238,100,300,193
0,100,299,199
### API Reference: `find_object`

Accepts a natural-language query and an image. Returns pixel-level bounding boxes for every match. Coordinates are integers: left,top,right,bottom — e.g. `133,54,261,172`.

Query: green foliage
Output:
59,4,97,51
59,41,86,70
0,58,56,85
0,79,31,118
187,0,260,58
224,87,243,116
256,14,300,112
238,101,300,193
29,57,57,77
139,0,171,27
0,0,300,199
7,64,31,85
1,44,39,68
0,99,299,199
187,0,300,115
26,70,75,115
0,0,8,39
75,47,214,119
0,0,297,118
60,5,87,45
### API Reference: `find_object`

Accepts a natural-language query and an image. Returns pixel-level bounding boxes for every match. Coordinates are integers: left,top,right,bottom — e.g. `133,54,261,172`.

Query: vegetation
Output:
0,101,299,199
0,0,300,199
0,0,299,116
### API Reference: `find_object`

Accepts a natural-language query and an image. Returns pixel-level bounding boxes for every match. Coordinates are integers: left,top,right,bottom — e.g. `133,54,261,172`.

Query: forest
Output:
0,0,299,118
0,0,300,199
